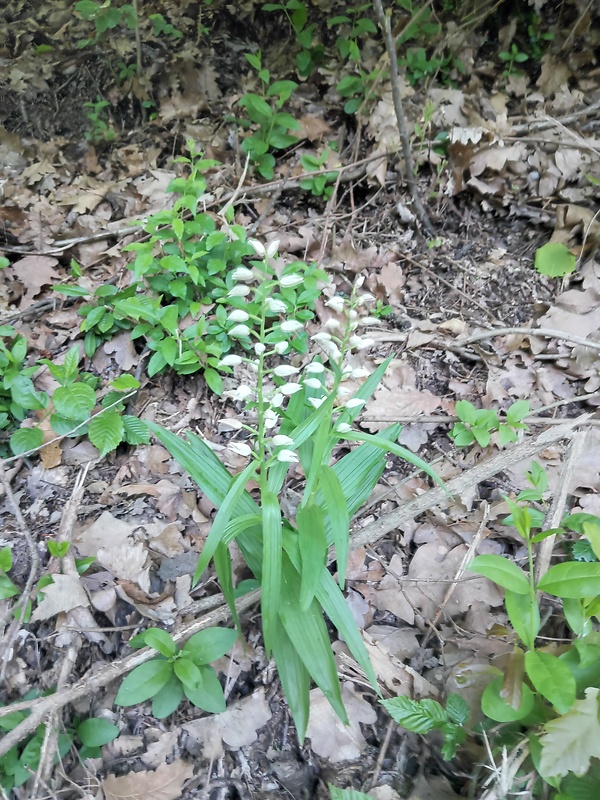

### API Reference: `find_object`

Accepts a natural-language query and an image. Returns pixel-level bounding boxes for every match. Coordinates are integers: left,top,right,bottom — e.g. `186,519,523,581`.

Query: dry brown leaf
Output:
75,511,136,556
11,255,59,305
31,573,89,622
102,758,193,800
306,683,377,763
97,541,150,592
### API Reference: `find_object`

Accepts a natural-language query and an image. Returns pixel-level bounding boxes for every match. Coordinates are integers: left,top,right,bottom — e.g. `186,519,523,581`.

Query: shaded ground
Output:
0,0,599,797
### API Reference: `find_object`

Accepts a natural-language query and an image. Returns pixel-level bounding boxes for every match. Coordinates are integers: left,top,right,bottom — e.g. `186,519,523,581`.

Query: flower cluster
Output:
216,239,378,466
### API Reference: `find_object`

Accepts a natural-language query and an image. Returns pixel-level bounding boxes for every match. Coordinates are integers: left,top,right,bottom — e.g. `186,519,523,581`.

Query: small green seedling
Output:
498,43,529,77
0,547,19,601
451,399,530,448
115,626,238,718
83,97,116,143
382,693,469,759
300,149,338,199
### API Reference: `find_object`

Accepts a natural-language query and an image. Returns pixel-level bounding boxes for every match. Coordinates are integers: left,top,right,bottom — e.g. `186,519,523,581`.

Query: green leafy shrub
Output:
450,399,530,448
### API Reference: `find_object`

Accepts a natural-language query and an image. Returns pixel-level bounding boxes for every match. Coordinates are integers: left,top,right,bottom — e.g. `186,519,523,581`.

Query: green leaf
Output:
271,621,310,741
122,415,150,445
525,650,576,714
0,573,19,599
262,490,282,655
142,628,177,657
115,660,173,705
10,427,44,456
10,376,48,411
183,664,226,713
382,696,444,734
151,673,183,719
53,383,96,421
192,460,258,585
537,562,600,598
298,504,327,611
174,656,203,690
505,589,540,650
76,718,119,747
468,554,531,594
0,546,12,572
88,410,125,456
535,242,576,277
445,693,470,725
182,627,238,664
329,787,372,800
481,676,534,722
318,465,350,588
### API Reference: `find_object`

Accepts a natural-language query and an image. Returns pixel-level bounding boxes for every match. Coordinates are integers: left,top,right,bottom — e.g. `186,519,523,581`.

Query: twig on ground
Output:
372,0,435,236
456,326,600,353
0,460,40,681
534,431,587,585
366,716,395,791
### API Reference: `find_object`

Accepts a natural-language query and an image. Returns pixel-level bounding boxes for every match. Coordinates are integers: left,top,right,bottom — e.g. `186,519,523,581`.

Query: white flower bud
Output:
280,383,302,395
306,362,325,374
274,341,289,354
266,297,287,313
229,324,251,337
337,386,352,398
349,335,374,350
273,434,294,447
325,296,346,313
218,354,243,367
277,449,299,463
248,239,266,257
219,418,243,431
228,309,250,323
308,397,326,409
280,320,303,333
228,442,252,457
359,317,383,326
336,422,352,433
345,398,366,409
311,332,332,343
357,293,376,306
354,275,365,288
228,285,251,298
254,342,266,355
273,365,300,377
303,378,322,389
349,309,358,319
270,392,284,408
323,318,342,331
280,273,303,288
231,267,254,282
229,385,253,402
350,367,371,379
264,409,279,428
265,239,280,259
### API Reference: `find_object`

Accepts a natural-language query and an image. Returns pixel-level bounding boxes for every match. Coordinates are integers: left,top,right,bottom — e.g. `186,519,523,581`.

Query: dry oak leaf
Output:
11,255,59,306
31,573,89,622
306,683,376,763
102,758,194,800
539,687,600,779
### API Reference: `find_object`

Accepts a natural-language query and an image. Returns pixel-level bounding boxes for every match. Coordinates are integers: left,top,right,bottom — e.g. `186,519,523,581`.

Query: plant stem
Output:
372,0,435,236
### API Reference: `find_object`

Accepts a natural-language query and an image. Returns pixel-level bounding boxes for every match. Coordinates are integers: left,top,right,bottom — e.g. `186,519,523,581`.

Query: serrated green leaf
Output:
88,410,125,456
445,693,470,725
122,415,150,445
10,427,44,456
468,554,530,594
53,383,96,421
382,696,439,734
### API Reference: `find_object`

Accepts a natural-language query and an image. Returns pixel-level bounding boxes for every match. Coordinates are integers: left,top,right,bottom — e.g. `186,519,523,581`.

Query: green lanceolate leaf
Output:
505,589,540,650
183,664,226,713
318,465,350,589
214,541,240,630
182,627,238,664
271,620,310,741
115,660,173,706
192,460,258,585
141,627,177,657
262,490,282,656
537,562,600,598
524,650,576,714
174,655,203,690
468,554,531,594
297,504,328,611
151,673,184,719
76,718,119,748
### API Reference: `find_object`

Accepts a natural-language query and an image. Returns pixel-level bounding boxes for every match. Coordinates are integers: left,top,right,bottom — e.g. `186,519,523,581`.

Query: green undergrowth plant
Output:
300,148,339,199
450,399,530,448
0,700,118,793
0,329,148,457
384,462,600,797
534,241,576,278
237,51,300,179
115,626,237,718
146,237,444,739
83,97,116,144
62,143,323,392
262,1,324,77
75,0,137,48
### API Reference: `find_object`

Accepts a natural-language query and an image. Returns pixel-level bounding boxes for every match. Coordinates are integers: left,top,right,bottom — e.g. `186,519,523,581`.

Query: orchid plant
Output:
147,238,442,738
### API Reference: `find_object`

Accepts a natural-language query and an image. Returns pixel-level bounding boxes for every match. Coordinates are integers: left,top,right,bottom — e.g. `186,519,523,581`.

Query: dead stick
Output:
372,0,434,236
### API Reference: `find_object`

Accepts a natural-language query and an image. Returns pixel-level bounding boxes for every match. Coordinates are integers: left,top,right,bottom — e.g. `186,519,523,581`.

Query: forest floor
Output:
0,0,599,798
